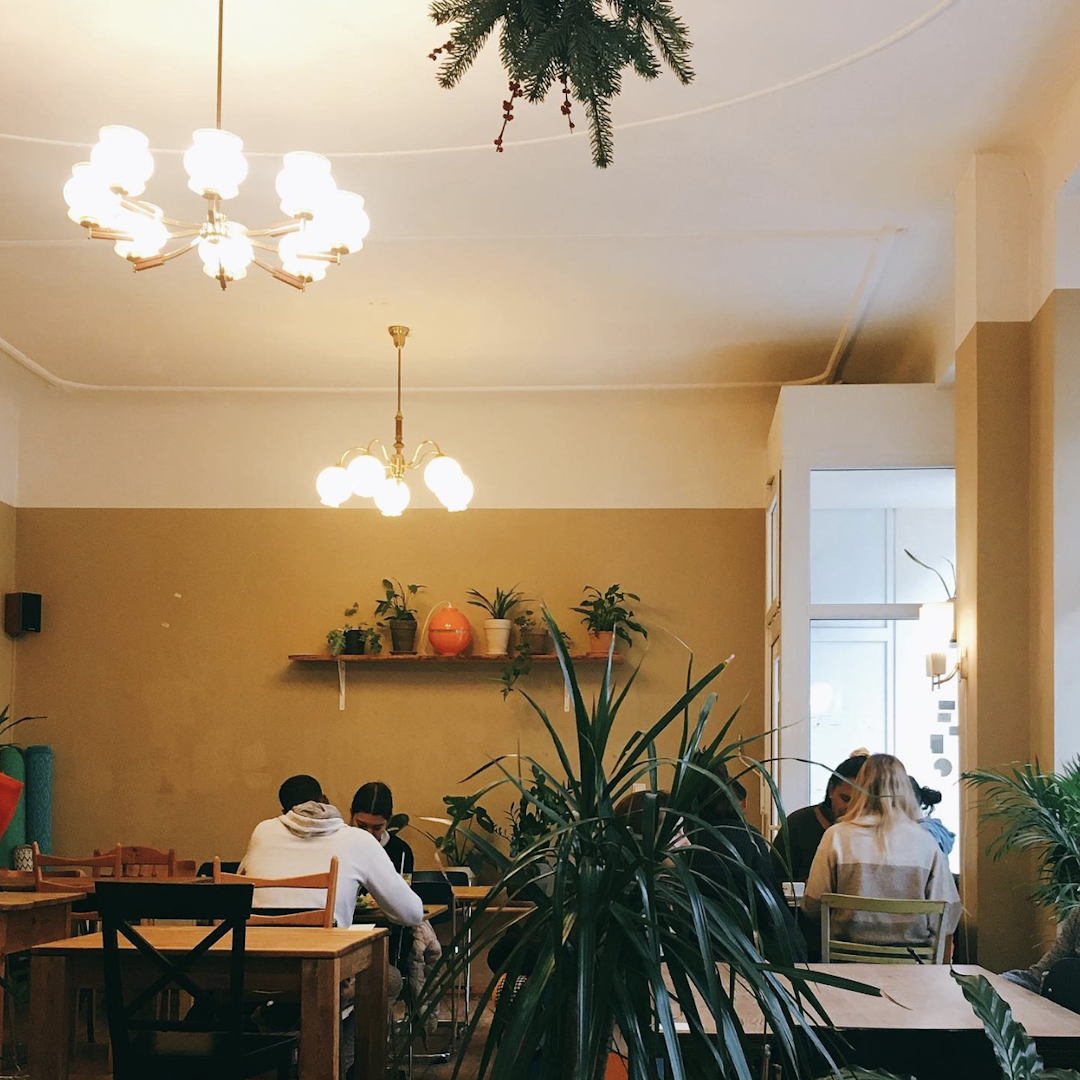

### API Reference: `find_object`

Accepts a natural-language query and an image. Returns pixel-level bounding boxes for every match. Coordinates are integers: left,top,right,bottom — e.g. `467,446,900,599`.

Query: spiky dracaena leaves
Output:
414,610,890,1080
428,0,694,167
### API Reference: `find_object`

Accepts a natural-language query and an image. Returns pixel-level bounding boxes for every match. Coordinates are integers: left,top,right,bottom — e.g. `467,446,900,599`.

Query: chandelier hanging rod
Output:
216,0,225,131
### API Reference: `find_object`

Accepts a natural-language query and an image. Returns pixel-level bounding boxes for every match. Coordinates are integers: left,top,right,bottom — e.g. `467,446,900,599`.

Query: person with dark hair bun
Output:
350,782,414,877
772,753,868,883
909,776,955,856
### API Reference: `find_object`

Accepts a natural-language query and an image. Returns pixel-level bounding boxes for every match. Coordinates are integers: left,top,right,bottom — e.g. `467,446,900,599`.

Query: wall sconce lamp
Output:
919,599,967,690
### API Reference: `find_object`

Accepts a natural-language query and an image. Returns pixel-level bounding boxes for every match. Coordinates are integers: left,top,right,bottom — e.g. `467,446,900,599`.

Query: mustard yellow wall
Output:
0,500,14,708
11,508,764,868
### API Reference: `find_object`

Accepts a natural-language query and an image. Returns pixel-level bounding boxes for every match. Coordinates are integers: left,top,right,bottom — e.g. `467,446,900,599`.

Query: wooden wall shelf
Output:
288,651,624,711
288,653,623,664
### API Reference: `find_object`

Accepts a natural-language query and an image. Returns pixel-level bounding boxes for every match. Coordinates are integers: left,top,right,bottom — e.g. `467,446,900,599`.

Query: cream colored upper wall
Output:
12,372,776,510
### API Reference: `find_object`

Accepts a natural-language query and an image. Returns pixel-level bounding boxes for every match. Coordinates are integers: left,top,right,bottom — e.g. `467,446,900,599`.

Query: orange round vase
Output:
428,606,473,656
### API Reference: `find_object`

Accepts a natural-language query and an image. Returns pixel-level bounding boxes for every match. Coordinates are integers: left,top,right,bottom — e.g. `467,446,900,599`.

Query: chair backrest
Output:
820,892,949,964
212,856,339,928
1043,957,1080,1014
96,881,253,1072
412,879,454,926
34,842,121,897
96,845,179,879
198,860,239,878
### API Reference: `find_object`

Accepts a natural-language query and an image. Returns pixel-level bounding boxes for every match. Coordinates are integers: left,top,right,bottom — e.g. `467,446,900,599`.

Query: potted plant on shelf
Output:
326,603,383,656
374,579,425,654
466,585,531,657
514,608,550,654
572,583,647,655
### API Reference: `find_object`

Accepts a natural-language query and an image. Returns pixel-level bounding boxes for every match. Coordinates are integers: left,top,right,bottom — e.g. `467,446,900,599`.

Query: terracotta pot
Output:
483,619,513,656
521,630,551,654
428,606,473,656
389,618,418,654
587,630,614,656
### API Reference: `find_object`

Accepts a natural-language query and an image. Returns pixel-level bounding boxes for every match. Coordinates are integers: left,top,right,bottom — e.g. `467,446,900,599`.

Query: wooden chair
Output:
211,856,338,928
96,880,296,1080
96,845,180,879
33,842,122,920
819,893,949,964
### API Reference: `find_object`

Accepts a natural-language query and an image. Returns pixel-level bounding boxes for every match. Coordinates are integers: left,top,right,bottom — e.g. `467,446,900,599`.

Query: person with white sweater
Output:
239,774,423,931
801,754,961,952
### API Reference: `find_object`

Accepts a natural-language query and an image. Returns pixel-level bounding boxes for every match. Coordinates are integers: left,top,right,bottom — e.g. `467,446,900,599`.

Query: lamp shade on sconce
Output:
428,606,473,656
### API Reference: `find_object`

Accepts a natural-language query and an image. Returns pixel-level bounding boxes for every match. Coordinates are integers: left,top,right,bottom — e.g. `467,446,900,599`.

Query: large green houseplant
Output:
416,610,880,1080
963,760,1080,920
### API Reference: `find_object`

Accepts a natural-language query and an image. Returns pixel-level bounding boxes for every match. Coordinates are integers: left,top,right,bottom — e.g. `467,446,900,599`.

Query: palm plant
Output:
963,760,1080,920
415,610,883,1080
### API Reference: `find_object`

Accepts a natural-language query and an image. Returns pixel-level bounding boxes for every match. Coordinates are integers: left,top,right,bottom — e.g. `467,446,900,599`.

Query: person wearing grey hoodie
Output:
239,774,423,930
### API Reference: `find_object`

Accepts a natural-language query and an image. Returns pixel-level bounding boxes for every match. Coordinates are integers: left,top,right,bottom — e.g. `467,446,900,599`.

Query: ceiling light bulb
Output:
113,205,170,260
346,454,386,497
278,229,329,283
63,162,122,227
374,477,411,517
183,129,249,200
198,221,253,279
89,126,154,197
440,473,474,512
316,190,370,254
316,465,352,507
424,455,462,497
276,152,336,218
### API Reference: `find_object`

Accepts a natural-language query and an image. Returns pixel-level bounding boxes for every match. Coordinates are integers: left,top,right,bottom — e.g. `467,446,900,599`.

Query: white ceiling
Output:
2,0,1080,389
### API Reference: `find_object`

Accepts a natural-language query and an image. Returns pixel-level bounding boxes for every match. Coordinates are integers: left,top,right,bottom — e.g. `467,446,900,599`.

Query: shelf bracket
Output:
337,659,347,711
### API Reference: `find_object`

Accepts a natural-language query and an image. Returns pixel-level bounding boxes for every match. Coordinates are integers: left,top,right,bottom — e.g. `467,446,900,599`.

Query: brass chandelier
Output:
316,326,474,516
61,0,369,291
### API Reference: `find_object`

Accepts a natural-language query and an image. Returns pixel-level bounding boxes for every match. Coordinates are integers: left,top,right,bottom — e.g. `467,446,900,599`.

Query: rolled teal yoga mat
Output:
0,746,26,869
25,745,52,856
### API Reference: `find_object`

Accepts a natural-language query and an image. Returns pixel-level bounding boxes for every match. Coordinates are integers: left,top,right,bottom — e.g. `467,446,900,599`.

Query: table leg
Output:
355,935,388,1080
31,954,73,1080
301,957,341,1080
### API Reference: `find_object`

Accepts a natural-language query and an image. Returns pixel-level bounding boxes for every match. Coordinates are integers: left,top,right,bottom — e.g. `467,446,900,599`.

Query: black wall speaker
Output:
4,593,41,637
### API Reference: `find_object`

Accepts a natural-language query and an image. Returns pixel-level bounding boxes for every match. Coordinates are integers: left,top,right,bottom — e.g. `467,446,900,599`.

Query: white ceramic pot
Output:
483,618,513,656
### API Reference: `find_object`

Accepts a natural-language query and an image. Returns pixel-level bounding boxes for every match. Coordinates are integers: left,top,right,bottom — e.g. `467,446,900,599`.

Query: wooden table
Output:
358,903,448,923
667,964,1080,1078
0,893,76,1062
30,924,389,1080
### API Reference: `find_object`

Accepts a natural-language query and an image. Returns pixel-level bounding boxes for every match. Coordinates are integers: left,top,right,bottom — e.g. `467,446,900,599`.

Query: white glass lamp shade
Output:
183,129,248,200
276,152,336,218
89,126,154,197
277,229,330,283
316,190,370,254
439,472,474,512
424,455,462,498
346,454,385,497
112,205,170,260
316,465,352,507
919,600,955,654
198,221,254,281
374,477,411,517
63,163,122,227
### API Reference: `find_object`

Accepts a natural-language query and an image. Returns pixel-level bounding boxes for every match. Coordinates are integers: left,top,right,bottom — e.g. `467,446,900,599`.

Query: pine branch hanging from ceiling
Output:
428,0,695,168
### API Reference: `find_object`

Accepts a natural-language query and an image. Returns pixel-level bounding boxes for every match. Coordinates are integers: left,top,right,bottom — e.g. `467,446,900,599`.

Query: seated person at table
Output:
909,776,956,856
1003,907,1080,993
684,769,807,963
349,782,440,1011
802,754,961,951
350,781,415,876
772,753,867,883
239,773,423,931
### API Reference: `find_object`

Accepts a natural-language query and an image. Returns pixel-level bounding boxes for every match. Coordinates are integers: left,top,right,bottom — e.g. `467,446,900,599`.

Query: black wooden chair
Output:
96,880,297,1080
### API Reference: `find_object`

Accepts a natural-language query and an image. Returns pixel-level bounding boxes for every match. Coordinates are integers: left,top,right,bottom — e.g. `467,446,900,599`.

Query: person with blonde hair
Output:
801,754,961,951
